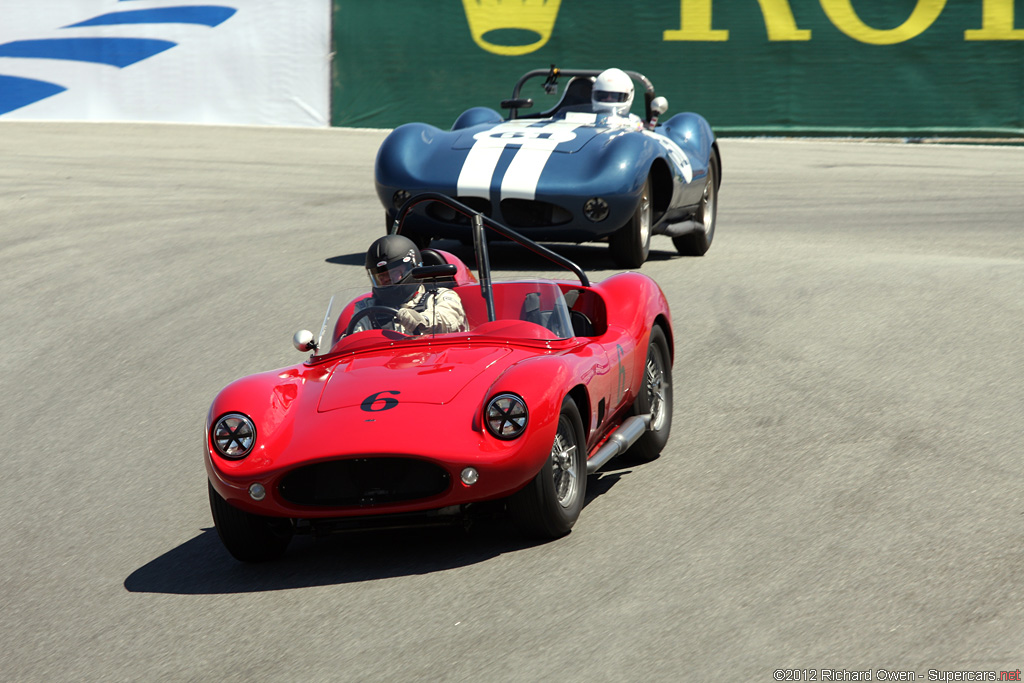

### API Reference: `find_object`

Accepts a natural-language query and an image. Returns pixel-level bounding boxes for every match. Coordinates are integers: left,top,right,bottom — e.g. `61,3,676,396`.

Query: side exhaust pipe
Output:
657,219,701,238
586,413,652,474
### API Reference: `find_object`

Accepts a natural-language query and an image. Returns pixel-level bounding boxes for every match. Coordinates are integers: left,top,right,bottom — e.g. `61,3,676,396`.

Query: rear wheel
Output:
610,177,652,269
673,152,718,256
208,481,292,562
508,397,587,538
627,326,673,463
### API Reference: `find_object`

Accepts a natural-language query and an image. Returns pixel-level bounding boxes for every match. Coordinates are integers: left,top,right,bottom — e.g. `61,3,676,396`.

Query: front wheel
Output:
673,152,718,256
610,177,652,269
508,397,587,538
208,482,292,562
627,326,673,463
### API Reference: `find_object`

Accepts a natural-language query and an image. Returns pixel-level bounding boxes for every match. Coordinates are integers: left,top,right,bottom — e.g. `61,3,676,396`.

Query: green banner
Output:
332,1,1024,137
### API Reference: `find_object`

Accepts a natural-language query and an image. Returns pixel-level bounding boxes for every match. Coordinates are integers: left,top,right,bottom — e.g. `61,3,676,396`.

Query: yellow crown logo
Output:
462,0,562,56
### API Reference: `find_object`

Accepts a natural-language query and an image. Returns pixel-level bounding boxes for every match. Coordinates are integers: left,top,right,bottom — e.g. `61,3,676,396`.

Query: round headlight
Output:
485,393,528,440
392,189,411,211
212,413,256,459
583,197,609,222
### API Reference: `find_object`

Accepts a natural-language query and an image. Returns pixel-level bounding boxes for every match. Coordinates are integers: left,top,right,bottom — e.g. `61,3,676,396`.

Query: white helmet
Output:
592,68,634,116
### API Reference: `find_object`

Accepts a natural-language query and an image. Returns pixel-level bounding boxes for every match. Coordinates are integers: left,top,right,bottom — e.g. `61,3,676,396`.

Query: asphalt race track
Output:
2,123,1023,682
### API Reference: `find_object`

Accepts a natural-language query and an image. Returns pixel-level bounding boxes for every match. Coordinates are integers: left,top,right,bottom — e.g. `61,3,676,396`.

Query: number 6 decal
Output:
361,391,400,412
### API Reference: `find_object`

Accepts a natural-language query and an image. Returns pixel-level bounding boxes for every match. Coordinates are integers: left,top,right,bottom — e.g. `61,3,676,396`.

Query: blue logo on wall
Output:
0,2,237,115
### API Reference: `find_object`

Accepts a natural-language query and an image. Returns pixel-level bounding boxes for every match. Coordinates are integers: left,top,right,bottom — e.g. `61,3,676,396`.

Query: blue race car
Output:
374,66,721,268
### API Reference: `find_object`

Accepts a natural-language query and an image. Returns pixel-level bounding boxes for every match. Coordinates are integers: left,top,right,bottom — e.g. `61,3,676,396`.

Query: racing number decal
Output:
643,129,693,183
360,391,400,412
458,120,583,201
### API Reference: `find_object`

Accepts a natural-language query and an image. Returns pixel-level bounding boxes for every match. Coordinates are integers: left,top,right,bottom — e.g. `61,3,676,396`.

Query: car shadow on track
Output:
325,240,679,274
123,470,631,595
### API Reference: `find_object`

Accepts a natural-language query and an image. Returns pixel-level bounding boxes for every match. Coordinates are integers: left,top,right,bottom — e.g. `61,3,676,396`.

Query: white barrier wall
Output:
0,0,330,126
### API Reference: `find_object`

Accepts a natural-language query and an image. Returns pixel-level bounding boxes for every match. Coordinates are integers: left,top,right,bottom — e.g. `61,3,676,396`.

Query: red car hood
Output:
318,345,513,412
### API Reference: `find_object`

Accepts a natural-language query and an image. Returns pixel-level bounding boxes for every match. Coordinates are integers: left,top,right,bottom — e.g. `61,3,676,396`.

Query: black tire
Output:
208,481,292,562
384,212,432,249
508,397,587,538
610,177,652,269
627,326,673,462
673,152,718,256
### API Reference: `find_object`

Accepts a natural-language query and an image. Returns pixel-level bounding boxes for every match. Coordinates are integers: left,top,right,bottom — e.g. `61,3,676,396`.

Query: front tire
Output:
627,326,673,462
208,481,292,562
610,177,652,269
673,152,718,256
508,397,587,538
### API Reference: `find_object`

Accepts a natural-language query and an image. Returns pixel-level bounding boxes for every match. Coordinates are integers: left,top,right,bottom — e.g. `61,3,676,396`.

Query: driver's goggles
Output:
369,259,414,287
594,90,630,103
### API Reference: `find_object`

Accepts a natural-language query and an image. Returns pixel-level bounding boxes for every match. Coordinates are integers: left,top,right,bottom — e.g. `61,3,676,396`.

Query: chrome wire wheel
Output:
672,152,718,256
639,184,652,245
627,326,673,463
645,351,668,432
507,397,586,538
551,419,580,508
701,165,717,241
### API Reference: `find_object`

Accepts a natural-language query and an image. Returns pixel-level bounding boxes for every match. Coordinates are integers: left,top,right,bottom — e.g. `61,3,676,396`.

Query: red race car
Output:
205,193,674,561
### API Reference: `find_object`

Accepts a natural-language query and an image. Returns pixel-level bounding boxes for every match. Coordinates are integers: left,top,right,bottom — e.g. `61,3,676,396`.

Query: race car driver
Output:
357,234,467,335
592,67,643,131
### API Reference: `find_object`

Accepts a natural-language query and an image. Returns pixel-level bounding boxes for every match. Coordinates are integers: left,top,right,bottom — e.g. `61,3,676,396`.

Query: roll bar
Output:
501,66,656,122
390,193,591,309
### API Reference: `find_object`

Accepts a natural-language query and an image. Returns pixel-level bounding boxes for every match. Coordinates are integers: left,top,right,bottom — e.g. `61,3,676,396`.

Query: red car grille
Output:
278,458,451,507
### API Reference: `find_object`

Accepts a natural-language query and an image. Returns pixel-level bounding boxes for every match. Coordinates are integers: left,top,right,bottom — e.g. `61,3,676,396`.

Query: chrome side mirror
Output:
651,96,668,117
293,329,316,352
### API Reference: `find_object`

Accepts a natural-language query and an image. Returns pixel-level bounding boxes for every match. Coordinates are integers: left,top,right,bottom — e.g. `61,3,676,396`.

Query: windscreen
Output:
308,279,575,358
451,280,573,340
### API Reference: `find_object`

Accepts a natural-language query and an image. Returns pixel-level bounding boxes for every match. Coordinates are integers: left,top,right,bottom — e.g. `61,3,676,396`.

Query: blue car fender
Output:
658,112,718,204
375,122,445,209
589,130,664,191
452,107,504,130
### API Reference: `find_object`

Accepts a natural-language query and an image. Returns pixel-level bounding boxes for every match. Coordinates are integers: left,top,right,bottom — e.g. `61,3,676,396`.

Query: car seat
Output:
420,248,446,266
419,248,457,287
520,292,544,326
520,291,577,338
569,310,595,337
562,289,595,336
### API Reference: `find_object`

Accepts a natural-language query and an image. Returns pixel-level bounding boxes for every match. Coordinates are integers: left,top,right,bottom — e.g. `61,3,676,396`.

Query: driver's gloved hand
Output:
397,308,427,334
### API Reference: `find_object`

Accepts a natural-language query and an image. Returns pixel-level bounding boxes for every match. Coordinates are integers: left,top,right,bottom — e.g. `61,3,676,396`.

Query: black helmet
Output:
365,235,421,306
366,235,421,287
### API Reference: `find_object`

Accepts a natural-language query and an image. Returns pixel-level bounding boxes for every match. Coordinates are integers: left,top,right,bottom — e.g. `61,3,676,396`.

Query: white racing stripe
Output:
457,120,535,198
457,119,582,200
501,120,582,200
456,142,506,198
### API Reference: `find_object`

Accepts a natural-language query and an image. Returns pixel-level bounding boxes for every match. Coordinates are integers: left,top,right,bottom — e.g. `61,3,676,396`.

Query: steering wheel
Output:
345,305,402,336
